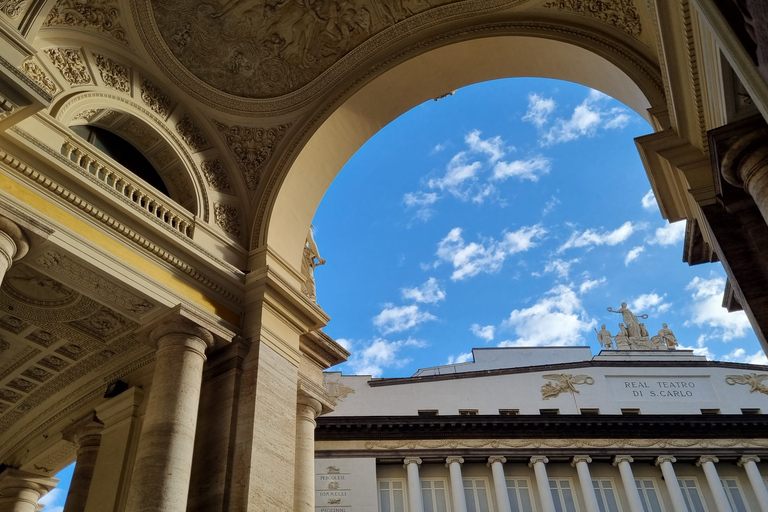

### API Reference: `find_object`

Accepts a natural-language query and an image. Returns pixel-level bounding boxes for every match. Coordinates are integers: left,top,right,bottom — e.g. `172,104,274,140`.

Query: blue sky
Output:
313,77,763,378
39,462,73,512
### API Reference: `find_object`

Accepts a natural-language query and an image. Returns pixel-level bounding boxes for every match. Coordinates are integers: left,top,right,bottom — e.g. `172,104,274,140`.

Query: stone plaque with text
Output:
607,375,717,402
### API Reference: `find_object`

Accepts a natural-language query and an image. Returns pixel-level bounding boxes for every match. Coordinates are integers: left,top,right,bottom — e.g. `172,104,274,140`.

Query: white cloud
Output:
373,304,436,334
543,196,560,216
498,285,596,347
470,323,495,341
465,130,506,163
335,338,352,351
433,143,446,153
685,275,752,341
402,277,446,304
641,189,658,211
427,152,482,197
447,352,474,364
472,184,496,204
522,93,556,128
543,258,579,279
346,338,426,377
648,221,685,246
558,221,635,252
624,246,644,265
403,191,439,221
492,156,551,182
39,488,66,507
579,277,606,294
722,348,768,365
540,90,631,145
630,293,670,314
436,225,546,281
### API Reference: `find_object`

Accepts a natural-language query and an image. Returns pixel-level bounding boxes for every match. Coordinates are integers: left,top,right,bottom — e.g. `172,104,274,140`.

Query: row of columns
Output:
401,454,768,512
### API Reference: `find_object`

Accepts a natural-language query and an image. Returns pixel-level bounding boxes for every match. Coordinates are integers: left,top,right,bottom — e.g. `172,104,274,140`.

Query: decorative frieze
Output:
0,0,26,18
93,53,130,93
21,367,52,383
21,60,58,96
215,121,289,190
43,48,91,85
726,373,768,395
140,77,172,118
73,108,103,121
201,159,231,192
541,373,594,399
120,118,160,149
214,203,241,238
542,0,641,36
7,378,36,393
175,114,208,152
44,0,128,44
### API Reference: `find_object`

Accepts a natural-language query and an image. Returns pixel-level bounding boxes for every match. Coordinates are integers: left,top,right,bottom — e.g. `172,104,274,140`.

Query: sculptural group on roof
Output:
595,302,679,351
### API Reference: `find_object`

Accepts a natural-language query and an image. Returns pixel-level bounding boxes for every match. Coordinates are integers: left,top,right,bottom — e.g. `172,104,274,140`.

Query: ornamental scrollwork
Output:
44,0,128,44
201,159,232,192
541,373,594,400
93,53,130,93
140,77,172,118
175,114,209,152
21,60,58,96
0,0,26,18
43,48,91,85
215,122,289,190
726,373,768,396
214,203,241,238
542,0,641,36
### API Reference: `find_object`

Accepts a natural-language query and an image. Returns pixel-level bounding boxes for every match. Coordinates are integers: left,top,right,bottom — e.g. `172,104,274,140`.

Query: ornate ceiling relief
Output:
43,48,92,86
93,53,131,93
140,77,173,118
72,108,102,121
201,159,232,192
214,203,241,239
21,60,58,97
215,122,289,190
0,0,26,19
150,0,461,98
542,0,641,36
119,117,160,149
175,114,209,152
44,0,128,44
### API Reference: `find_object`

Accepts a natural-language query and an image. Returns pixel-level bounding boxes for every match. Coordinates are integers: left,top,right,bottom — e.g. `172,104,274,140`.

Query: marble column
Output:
718,122,768,227
654,456,687,512
445,456,467,512
0,216,28,285
529,456,556,512
0,469,58,512
612,456,644,512
738,456,768,512
696,456,733,512
572,456,599,512
124,315,213,512
404,458,424,512
62,414,104,512
294,394,322,512
487,456,512,512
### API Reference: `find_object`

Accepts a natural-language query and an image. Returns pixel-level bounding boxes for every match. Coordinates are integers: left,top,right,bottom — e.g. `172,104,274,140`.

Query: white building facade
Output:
316,348,768,512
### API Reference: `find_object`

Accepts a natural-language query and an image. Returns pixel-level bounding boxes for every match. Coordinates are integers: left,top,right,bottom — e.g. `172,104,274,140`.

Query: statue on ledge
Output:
301,225,326,302
596,302,679,351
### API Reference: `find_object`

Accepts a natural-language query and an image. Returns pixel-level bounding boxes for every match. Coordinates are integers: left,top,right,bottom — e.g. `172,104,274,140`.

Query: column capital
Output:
0,468,58,496
0,215,30,261
696,455,719,466
528,456,549,467
571,455,592,467
487,456,507,466
445,456,464,467
136,304,237,350
62,412,104,447
404,457,422,467
613,455,634,466
738,455,761,466
654,455,676,466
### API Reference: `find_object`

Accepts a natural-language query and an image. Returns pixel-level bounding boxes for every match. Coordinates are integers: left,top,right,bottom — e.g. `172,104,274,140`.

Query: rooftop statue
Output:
596,302,679,351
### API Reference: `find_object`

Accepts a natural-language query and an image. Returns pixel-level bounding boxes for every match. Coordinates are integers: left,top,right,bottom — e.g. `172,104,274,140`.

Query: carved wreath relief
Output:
151,0,460,98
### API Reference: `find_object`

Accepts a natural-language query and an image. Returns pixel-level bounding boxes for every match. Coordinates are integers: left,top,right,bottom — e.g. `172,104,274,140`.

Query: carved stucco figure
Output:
301,225,325,301
726,373,768,395
540,373,594,400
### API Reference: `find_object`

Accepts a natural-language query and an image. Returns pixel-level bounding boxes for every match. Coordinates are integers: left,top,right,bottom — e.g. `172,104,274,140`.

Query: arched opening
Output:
71,125,170,196
261,34,664,271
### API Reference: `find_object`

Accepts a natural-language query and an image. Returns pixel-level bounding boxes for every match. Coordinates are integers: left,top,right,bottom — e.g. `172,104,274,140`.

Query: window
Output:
678,478,707,512
506,478,534,512
540,409,560,415
421,479,449,512
418,410,439,417
634,479,663,512
499,409,519,415
463,478,491,512
549,479,578,512
592,479,620,512
741,408,761,415
621,408,641,415
459,409,479,416
700,409,721,415
379,479,406,512
581,409,600,415
721,479,749,512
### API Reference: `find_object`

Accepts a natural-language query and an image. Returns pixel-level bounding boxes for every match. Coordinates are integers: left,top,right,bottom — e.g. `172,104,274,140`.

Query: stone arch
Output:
54,93,209,220
254,29,666,271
